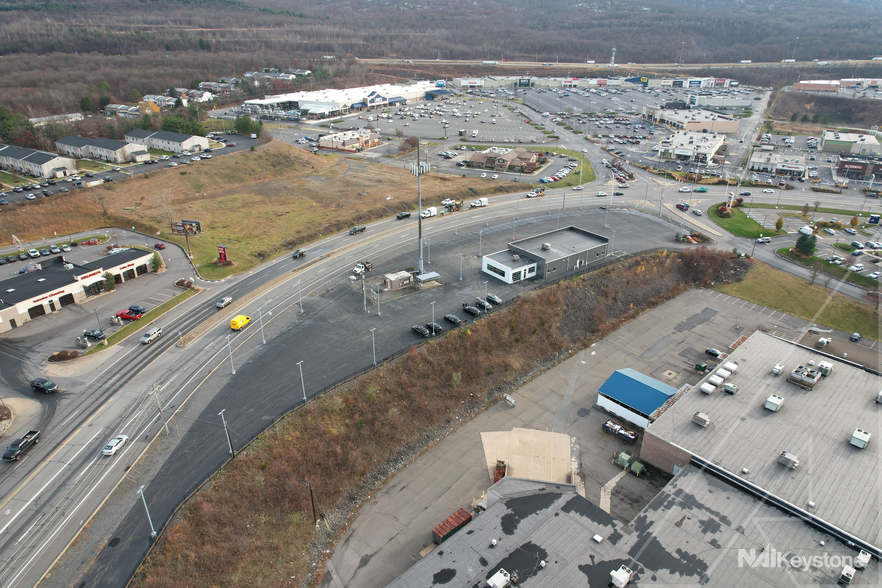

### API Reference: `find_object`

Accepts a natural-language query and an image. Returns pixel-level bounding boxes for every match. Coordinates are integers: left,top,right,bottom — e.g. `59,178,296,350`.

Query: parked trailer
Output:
602,419,638,444
432,508,472,544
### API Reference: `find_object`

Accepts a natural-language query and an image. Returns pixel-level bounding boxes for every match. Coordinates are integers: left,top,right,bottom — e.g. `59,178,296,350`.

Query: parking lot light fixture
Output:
226,335,235,375
297,361,306,403
138,485,157,539
370,328,376,365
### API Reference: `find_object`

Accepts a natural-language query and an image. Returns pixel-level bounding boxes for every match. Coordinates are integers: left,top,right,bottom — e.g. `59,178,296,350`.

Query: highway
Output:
0,93,876,588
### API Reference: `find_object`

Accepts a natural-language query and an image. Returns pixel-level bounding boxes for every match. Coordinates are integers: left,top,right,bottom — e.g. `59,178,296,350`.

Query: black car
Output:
739,191,751,196
426,322,444,335
40,249,51,256
850,333,861,343
104,177,113,183
444,314,463,326
0,199,7,205
475,299,492,311
486,293,502,305
59,187,70,193
705,348,722,357
0,258,5,265
291,249,306,259
412,324,430,338
48,179,56,185
128,305,148,315
83,329,106,340
462,304,481,316
30,378,58,393
18,252,28,261
396,211,412,219
84,172,94,178
6,255,16,263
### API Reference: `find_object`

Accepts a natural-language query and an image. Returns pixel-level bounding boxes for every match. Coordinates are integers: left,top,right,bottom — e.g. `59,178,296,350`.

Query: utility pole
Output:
410,138,427,275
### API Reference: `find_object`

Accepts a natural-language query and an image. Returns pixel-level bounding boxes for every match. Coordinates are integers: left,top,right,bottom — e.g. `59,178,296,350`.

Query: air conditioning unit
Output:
512,254,520,261
778,451,799,469
64,263,74,270
693,412,710,427
541,242,551,250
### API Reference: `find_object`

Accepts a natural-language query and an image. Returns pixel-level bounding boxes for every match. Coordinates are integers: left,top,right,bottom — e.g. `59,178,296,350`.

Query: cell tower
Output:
610,47,616,68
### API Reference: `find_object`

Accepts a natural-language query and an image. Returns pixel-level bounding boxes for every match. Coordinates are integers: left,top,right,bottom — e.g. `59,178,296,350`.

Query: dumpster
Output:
695,362,708,373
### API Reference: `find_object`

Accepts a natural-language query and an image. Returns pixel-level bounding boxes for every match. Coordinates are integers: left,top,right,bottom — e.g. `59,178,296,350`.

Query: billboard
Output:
218,244,228,262
688,79,702,87
173,219,203,235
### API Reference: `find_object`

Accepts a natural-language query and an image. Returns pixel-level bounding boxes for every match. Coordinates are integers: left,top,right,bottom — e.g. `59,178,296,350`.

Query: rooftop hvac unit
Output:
876,390,882,404
708,375,724,387
764,394,784,412
700,383,715,395
850,428,871,449
854,550,871,570
693,412,710,427
611,565,633,588
715,368,731,380
839,565,855,585
778,451,799,469
723,361,739,373
486,569,511,588
512,254,520,261
817,361,833,376
541,242,551,250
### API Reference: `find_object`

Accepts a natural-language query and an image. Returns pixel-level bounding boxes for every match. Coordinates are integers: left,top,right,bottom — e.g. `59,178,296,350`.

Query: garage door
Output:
59,293,75,307
28,304,46,319
136,264,148,276
122,269,135,280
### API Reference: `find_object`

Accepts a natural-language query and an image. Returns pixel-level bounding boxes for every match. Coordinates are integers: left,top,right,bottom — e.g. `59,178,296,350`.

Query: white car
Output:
824,228,835,235
692,208,703,216
160,155,169,161
762,189,774,193
27,248,40,258
678,187,691,193
102,435,129,456
480,173,487,178
491,174,498,179
61,244,71,252
848,264,864,272
25,193,36,200
597,191,608,197
572,186,583,191
169,162,178,167
867,272,881,280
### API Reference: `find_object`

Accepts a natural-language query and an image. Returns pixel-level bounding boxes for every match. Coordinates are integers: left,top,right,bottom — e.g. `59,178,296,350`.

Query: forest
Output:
0,0,880,115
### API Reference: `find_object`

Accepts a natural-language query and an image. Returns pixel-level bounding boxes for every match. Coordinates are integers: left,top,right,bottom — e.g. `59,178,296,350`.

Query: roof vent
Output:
6,288,14,293
512,254,520,261
692,412,710,427
778,451,799,469
541,242,551,250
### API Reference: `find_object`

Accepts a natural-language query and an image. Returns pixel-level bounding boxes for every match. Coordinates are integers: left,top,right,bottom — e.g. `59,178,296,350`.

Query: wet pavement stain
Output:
699,517,722,535
500,492,561,535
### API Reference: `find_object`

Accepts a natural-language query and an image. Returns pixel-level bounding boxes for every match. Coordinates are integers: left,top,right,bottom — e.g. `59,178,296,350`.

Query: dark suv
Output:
412,325,430,338
426,322,444,335
30,378,58,393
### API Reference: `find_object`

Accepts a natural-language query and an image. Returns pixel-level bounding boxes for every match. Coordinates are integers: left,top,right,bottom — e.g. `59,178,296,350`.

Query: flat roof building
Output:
792,80,841,93
597,368,679,428
748,151,807,176
483,226,608,284
837,152,882,180
640,331,882,554
642,106,739,133
821,130,881,155
658,130,726,164
317,130,380,153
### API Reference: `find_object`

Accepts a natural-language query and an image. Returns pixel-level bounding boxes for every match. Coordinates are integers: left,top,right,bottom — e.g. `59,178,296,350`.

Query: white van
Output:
140,326,162,345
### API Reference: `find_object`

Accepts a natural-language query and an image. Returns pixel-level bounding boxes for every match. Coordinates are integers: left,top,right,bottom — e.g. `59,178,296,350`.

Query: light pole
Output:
370,328,376,365
430,301,436,333
483,281,488,301
610,228,617,255
427,238,431,264
659,192,665,217
138,486,157,538
297,279,303,313
460,253,464,281
375,285,381,316
218,409,234,456
226,335,235,375
479,230,483,257
297,360,306,402
94,308,102,331
257,299,272,345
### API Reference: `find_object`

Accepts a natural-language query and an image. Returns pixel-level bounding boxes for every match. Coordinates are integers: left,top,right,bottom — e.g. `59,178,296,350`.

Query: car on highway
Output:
83,329,106,340
740,191,752,196
230,315,251,330
30,378,58,393
102,435,129,457
596,191,607,197
216,296,233,308
762,189,774,193
678,187,691,193
486,293,502,305
291,248,306,258
444,314,463,326
426,322,444,335
411,324,430,338
116,309,143,320
572,186,583,190
155,242,166,249
396,212,411,219
462,304,481,316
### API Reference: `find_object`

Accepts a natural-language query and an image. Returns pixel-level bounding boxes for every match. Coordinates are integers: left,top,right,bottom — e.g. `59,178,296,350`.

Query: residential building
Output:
55,136,138,164
123,130,209,153
0,144,76,178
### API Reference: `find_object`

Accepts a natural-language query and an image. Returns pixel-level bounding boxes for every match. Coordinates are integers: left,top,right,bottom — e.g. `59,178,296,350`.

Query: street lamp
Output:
297,360,307,402
297,279,303,313
257,299,272,345
483,281,488,301
430,301,436,333
479,230,483,257
138,485,157,538
370,328,376,365
226,335,235,375
460,253,464,281
218,409,234,456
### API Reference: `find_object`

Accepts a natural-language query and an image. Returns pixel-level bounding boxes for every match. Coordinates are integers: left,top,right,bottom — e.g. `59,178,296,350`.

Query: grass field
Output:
705,203,787,239
716,261,879,340
0,142,526,280
776,247,879,288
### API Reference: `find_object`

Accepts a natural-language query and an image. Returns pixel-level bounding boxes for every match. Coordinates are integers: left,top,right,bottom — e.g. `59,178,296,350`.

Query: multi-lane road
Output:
0,93,878,588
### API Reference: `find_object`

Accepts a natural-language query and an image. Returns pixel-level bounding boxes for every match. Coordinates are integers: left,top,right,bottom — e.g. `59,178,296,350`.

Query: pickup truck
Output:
3,430,40,461
353,260,373,275
349,226,366,235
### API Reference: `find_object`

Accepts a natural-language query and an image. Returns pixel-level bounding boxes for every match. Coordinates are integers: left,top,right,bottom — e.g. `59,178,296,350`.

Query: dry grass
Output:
0,142,522,279
131,249,748,588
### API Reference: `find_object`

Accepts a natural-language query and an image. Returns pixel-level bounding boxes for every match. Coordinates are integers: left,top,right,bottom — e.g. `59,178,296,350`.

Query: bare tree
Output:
814,200,821,212
808,261,822,285
154,189,175,228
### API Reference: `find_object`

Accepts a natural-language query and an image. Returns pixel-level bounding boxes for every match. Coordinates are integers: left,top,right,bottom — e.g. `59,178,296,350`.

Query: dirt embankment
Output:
131,248,749,588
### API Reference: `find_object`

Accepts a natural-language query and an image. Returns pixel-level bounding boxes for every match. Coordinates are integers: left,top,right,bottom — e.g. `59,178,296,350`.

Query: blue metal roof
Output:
599,368,677,416
351,102,367,108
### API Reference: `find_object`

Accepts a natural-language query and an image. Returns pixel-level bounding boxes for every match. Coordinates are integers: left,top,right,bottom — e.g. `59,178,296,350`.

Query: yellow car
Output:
230,315,251,330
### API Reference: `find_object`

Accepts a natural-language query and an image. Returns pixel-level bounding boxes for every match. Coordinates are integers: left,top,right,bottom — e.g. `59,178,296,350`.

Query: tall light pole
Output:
427,238,431,264
483,281,488,301
411,138,426,275
460,253,464,281
138,486,157,538
610,228,617,255
679,41,685,66
94,308,102,331
297,361,306,402
370,328,376,365
257,299,272,345
218,409,234,456
226,335,235,375
297,279,303,314
479,230,483,257
430,301,436,333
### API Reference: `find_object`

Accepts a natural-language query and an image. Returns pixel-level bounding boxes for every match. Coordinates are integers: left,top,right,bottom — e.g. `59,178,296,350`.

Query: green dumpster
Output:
695,362,708,373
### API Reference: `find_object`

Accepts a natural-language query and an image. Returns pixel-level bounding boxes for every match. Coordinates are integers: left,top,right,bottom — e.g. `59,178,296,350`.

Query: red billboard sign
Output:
218,244,227,262
715,78,726,84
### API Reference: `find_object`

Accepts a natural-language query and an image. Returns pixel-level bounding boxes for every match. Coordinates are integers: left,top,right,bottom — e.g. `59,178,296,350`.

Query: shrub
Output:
716,205,732,218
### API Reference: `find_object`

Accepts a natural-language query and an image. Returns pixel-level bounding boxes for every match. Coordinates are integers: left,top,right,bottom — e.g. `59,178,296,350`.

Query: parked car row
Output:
410,294,503,338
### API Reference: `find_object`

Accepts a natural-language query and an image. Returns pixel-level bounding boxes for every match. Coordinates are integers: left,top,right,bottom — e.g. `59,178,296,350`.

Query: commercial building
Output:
483,226,608,284
123,130,209,154
821,130,881,155
597,368,678,428
748,151,806,177
0,248,155,334
55,136,141,164
317,130,381,152
243,80,442,119
687,94,752,109
467,147,540,173
387,470,873,587
791,80,840,92
658,131,725,164
837,153,882,180
0,144,76,179
640,331,882,555
641,106,739,133
452,75,736,90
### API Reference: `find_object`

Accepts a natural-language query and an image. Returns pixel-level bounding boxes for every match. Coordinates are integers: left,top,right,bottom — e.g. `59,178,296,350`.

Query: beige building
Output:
642,106,739,133
318,130,381,152
468,147,540,173
792,80,840,92
658,131,725,165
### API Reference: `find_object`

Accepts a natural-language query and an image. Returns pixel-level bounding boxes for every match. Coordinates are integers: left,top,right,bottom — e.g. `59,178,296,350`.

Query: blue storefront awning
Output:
388,96,406,103
351,102,367,108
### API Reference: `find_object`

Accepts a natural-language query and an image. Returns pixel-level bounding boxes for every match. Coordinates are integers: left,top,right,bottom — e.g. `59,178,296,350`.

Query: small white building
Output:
659,131,726,165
